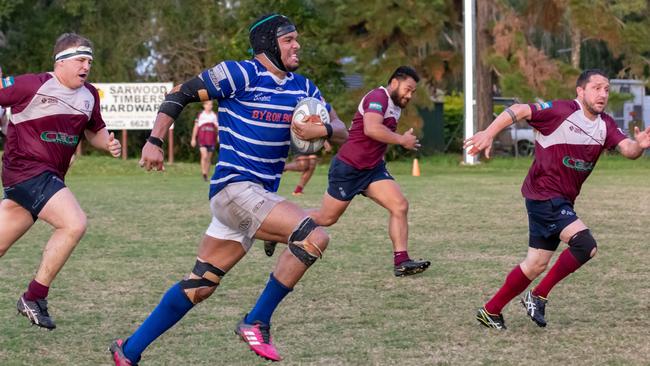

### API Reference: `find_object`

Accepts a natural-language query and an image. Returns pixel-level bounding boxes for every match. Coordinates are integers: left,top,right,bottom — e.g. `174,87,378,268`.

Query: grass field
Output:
1,154,649,365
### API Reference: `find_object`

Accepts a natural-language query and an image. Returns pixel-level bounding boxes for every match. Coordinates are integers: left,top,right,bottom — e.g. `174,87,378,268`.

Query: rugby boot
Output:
394,258,431,276
521,290,548,327
292,185,304,196
476,307,507,330
263,240,278,257
17,295,56,330
108,338,138,366
235,315,282,362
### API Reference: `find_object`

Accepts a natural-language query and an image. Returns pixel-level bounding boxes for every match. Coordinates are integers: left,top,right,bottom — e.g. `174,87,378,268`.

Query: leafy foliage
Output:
2,1,650,157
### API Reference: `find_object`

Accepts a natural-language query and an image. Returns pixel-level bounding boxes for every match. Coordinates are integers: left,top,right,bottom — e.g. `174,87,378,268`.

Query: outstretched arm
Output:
363,112,420,150
617,126,650,159
464,103,532,158
84,128,121,157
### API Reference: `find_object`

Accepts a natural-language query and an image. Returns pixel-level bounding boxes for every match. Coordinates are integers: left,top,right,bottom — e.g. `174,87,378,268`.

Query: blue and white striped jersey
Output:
199,58,330,198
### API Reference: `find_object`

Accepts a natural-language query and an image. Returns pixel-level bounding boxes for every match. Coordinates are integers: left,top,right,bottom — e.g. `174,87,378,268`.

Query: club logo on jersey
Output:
369,102,383,112
1,76,14,89
40,131,79,146
562,156,594,172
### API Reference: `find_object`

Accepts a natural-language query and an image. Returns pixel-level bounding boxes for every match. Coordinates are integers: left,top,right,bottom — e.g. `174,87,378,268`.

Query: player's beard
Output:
584,99,606,116
390,89,409,108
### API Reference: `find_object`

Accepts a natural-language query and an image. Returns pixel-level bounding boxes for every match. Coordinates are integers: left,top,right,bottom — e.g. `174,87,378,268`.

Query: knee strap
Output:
568,229,597,264
288,217,322,267
179,259,226,304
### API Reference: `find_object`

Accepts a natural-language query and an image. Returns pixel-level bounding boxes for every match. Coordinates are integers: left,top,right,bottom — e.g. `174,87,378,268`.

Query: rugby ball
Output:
290,97,330,154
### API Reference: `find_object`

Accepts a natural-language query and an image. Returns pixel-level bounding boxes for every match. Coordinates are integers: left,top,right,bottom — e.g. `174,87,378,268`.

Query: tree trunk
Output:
571,27,581,69
476,0,493,131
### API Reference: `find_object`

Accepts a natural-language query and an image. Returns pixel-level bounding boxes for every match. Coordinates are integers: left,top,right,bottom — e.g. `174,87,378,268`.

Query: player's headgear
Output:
249,13,296,72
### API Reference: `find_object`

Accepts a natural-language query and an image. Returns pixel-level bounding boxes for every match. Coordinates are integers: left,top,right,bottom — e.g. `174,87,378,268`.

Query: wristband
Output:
324,123,333,139
147,135,164,147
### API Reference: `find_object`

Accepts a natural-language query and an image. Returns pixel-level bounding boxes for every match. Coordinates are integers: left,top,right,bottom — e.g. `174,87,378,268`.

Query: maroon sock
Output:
533,248,582,298
24,280,49,301
484,265,531,314
394,251,410,266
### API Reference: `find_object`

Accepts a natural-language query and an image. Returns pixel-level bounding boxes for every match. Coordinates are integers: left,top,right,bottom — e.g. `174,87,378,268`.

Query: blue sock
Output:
123,283,194,362
245,273,292,325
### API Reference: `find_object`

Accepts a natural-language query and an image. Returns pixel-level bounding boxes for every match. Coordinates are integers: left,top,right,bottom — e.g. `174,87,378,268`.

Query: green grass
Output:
1,154,649,365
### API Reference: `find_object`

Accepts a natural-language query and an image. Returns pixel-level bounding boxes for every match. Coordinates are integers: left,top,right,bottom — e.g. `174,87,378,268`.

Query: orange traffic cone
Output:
411,158,420,177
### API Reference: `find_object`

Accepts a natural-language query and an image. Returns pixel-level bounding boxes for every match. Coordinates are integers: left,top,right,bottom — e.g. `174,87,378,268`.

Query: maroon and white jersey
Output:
337,87,401,170
0,72,105,186
522,99,626,203
195,110,218,146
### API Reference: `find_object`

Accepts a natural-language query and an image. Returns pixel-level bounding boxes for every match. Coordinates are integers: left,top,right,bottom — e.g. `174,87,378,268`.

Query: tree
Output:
476,0,494,131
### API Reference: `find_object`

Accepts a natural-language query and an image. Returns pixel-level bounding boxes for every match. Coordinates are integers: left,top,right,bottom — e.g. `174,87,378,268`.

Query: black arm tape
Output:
504,108,517,125
324,123,333,139
158,77,208,120
568,229,597,264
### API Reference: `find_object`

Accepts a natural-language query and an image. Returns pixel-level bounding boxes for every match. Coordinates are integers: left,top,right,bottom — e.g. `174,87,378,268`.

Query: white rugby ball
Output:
290,97,330,154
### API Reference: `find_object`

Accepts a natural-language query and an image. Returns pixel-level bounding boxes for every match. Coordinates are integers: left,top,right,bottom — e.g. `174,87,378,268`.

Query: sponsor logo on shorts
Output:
338,186,346,198
562,156,594,172
239,217,252,231
40,131,79,146
369,102,383,112
253,200,265,213
561,209,575,216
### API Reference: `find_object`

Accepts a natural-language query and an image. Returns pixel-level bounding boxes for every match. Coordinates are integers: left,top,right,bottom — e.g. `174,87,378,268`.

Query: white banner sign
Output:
93,82,173,130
